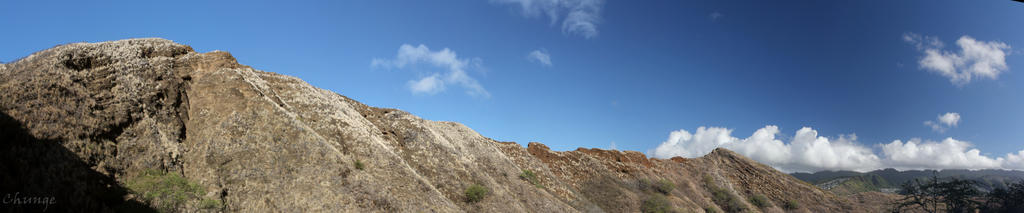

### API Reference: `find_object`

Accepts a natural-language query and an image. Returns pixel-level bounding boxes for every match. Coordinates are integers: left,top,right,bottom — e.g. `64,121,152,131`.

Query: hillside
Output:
1,39,883,212
792,169,1024,195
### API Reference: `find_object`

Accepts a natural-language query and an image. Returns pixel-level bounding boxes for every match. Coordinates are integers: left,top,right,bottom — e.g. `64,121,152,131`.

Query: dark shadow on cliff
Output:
0,111,155,212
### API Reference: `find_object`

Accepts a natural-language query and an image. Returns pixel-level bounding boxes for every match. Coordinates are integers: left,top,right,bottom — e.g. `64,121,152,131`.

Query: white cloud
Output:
938,112,961,126
923,112,960,133
491,0,604,39
651,127,738,160
1006,150,1024,170
904,33,1012,86
650,125,1024,172
407,74,445,95
709,11,723,21
650,126,881,172
527,49,553,67
372,44,490,98
903,33,943,50
882,138,1004,170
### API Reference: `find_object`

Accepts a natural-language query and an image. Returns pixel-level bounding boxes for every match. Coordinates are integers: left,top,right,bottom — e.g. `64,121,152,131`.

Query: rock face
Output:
0,39,877,212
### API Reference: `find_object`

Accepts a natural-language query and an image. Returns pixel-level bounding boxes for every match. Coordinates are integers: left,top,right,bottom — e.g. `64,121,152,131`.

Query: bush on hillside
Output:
748,194,770,208
783,199,800,210
655,179,676,195
127,169,221,211
465,184,489,203
520,169,540,187
641,194,673,213
704,175,747,213
354,159,365,170
639,178,676,195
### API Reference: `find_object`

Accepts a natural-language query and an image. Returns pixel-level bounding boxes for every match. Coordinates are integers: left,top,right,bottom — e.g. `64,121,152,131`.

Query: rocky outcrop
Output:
0,39,878,212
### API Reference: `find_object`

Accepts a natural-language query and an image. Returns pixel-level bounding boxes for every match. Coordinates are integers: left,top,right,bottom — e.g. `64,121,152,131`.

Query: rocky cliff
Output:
0,39,885,212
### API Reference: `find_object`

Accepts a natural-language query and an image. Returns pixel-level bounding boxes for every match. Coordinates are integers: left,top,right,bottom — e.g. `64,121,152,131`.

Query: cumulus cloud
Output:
881,138,1004,170
491,0,604,39
1006,150,1024,170
650,126,881,172
923,112,960,133
904,33,1012,86
651,125,1024,172
372,44,490,97
527,49,552,67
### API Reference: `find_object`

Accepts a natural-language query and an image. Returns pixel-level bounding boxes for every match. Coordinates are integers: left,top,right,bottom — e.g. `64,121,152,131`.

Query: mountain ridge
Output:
1,38,883,212
792,168,1024,196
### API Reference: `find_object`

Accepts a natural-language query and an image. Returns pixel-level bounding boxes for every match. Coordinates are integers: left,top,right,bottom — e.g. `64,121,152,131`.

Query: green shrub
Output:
703,175,715,186
748,194,770,208
783,199,800,210
199,198,222,209
639,178,676,195
464,184,489,203
705,176,747,213
655,179,676,195
725,194,748,213
711,189,732,207
641,194,673,213
354,159,365,170
520,169,539,186
126,169,207,212
704,206,719,213
639,178,653,190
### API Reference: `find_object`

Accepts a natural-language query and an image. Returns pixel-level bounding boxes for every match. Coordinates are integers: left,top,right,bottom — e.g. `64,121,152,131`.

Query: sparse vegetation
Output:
641,193,673,213
464,184,489,203
640,178,653,190
704,175,747,213
783,199,800,210
199,198,223,209
127,169,219,212
704,206,719,213
520,169,540,187
354,159,365,170
710,189,747,213
655,179,676,195
748,194,770,208
639,178,676,195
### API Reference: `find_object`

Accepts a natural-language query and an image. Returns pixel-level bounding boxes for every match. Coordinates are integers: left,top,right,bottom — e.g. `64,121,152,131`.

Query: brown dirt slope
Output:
0,39,879,212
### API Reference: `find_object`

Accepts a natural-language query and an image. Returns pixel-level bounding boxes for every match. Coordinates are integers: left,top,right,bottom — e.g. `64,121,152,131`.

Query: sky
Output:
2,0,1023,172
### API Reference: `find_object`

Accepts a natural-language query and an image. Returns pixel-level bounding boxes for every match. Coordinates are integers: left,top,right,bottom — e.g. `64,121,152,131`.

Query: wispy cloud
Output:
650,125,1024,172
904,33,1012,86
923,112,960,133
527,49,552,67
407,74,445,95
491,0,604,39
372,44,490,98
709,11,723,21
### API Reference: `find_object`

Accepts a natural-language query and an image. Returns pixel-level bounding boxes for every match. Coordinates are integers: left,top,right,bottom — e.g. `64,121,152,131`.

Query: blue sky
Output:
2,0,1023,172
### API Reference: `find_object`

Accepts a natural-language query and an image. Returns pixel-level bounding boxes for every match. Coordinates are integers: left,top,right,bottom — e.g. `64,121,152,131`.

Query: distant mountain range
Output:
791,168,1024,195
